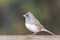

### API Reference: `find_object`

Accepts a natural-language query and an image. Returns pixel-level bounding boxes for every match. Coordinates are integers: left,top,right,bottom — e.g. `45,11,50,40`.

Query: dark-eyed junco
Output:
23,12,55,35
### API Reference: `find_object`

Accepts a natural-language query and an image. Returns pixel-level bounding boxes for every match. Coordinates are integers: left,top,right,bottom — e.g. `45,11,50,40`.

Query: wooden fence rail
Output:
0,35,59,40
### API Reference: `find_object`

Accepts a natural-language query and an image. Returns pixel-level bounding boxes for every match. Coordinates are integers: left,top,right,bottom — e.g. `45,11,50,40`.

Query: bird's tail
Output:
41,29,55,35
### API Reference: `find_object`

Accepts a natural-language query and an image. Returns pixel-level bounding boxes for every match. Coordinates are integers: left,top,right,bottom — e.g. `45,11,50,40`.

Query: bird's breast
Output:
25,23,40,32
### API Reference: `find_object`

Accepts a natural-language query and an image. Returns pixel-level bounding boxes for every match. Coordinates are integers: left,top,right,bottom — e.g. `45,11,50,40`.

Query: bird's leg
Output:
32,32,37,35
27,32,37,39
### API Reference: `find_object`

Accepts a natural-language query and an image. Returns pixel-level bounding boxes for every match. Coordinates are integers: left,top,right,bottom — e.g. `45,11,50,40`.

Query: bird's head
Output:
23,11,35,18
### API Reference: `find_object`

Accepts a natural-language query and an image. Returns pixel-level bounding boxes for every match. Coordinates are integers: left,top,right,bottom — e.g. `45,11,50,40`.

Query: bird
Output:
23,11,55,35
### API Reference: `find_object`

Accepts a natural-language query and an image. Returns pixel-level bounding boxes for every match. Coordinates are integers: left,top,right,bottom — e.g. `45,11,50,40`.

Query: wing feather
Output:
33,18,45,29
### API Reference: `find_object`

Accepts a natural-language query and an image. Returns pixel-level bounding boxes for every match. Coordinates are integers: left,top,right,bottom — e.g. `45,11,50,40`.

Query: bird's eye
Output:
26,15,28,16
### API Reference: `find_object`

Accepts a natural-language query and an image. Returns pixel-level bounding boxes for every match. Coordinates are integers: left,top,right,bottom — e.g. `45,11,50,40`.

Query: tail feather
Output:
41,29,55,35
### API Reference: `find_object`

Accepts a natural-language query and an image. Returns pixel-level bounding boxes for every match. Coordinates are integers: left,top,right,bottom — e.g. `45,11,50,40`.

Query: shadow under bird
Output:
23,12,55,35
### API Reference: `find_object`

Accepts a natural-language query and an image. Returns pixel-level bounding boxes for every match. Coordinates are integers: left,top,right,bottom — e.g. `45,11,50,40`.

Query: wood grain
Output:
0,35,59,40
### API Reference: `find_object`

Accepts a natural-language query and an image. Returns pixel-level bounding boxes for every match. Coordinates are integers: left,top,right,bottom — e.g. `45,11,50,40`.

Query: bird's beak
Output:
23,15,26,17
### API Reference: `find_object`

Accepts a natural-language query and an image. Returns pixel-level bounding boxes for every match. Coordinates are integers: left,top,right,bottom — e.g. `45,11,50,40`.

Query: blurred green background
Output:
0,0,60,35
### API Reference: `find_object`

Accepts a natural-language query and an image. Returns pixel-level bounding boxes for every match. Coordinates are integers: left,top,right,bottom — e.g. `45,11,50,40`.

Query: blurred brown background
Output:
0,0,60,35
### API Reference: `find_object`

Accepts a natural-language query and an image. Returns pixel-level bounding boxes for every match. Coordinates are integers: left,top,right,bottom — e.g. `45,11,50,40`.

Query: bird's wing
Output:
33,18,45,29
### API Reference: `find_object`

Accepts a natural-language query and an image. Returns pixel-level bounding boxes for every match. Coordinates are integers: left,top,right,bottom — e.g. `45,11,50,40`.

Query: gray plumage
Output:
23,12,55,35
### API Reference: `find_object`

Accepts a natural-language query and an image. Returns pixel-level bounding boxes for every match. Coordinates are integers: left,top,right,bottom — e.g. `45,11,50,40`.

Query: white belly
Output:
25,23,40,32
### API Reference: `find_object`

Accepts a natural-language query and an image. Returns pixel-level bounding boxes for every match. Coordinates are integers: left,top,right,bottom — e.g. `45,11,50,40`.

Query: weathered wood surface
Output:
0,35,59,40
